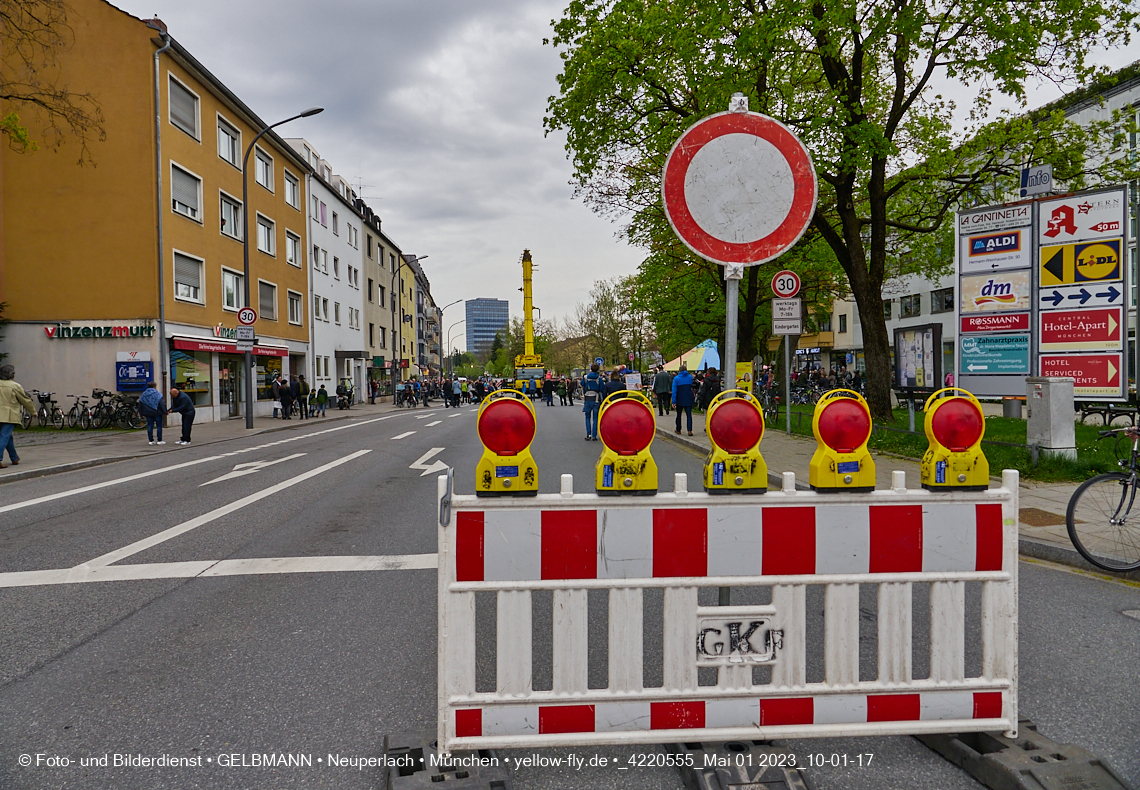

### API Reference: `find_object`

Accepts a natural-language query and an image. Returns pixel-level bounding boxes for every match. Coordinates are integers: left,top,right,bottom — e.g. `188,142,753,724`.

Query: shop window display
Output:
171,349,211,406
256,357,283,400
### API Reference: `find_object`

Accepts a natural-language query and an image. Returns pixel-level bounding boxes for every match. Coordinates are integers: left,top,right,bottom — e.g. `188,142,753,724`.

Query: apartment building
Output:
359,206,398,392
0,3,312,421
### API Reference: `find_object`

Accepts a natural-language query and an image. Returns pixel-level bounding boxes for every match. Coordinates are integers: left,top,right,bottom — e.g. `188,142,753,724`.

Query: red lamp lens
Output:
817,398,871,453
708,399,763,453
930,399,983,452
599,399,655,455
478,399,536,455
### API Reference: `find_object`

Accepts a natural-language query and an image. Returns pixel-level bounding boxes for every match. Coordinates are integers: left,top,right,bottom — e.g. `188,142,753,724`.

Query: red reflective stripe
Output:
650,701,705,729
541,510,597,580
867,694,921,722
973,691,1003,719
455,709,482,737
538,705,595,734
455,512,484,582
975,504,1004,571
869,505,923,573
759,697,813,726
762,507,816,575
652,509,708,577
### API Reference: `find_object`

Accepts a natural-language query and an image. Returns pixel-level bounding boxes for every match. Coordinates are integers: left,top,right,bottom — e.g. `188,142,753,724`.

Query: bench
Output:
1078,402,1138,426
893,387,937,412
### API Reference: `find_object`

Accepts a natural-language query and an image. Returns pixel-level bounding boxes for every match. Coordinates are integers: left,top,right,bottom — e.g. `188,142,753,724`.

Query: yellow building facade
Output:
0,2,312,421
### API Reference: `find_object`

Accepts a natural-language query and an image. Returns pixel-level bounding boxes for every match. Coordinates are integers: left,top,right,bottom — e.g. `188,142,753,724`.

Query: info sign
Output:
772,298,802,335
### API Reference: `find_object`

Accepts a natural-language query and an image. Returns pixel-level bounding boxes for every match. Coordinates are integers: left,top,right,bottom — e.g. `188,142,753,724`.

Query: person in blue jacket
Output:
580,363,606,441
169,386,196,445
671,363,695,436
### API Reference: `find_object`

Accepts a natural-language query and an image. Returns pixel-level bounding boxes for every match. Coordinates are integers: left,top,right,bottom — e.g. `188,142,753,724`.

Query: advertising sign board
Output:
1039,239,1122,286
1038,282,1123,310
959,229,1029,274
1039,191,1126,245
959,270,1031,313
957,204,1031,235
960,313,1029,334
959,335,1031,375
1039,308,1122,352
116,361,153,392
1040,353,1123,397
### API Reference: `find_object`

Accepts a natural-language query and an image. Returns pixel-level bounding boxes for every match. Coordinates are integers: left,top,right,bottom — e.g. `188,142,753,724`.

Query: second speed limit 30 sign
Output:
237,307,258,326
772,270,801,298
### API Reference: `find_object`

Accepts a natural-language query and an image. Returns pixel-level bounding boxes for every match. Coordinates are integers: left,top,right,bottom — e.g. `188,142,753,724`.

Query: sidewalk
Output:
0,401,414,484
653,407,1111,576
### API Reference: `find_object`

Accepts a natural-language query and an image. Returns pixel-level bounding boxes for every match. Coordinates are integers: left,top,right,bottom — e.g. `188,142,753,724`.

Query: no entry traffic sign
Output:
663,111,817,266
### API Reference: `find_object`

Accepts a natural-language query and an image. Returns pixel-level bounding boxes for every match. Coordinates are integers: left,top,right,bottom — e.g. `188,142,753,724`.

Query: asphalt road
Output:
1,400,1138,790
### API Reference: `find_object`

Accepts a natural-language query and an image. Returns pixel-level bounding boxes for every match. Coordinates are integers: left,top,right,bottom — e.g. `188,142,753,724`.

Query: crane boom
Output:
514,249,543,380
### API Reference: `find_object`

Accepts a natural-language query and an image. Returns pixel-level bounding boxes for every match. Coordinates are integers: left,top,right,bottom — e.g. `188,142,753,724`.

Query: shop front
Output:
170,337,288,421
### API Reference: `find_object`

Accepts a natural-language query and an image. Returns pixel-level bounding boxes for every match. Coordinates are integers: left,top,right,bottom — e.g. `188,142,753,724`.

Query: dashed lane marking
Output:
0,553,438,588
425,421,442,427
391,431,416,440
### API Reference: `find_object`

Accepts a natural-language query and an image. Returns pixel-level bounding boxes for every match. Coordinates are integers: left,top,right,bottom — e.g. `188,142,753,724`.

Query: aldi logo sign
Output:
968,232,1020,257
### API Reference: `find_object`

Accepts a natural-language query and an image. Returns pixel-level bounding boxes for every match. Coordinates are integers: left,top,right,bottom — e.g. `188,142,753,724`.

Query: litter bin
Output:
1002,396,1023,419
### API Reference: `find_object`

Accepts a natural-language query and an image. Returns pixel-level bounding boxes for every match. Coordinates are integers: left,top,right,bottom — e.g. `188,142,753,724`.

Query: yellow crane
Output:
514,249,544,386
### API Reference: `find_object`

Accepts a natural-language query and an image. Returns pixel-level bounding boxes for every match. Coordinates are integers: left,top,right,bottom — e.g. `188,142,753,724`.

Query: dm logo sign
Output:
969,231,1020,257
960,270,1030,313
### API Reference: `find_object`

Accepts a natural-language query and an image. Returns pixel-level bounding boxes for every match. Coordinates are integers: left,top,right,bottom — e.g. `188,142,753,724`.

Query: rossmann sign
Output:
44,324,156,339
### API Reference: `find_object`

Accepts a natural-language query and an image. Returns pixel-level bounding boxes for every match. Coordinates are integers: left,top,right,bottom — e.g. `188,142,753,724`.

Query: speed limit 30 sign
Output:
772,270,801,298
237,307,258,326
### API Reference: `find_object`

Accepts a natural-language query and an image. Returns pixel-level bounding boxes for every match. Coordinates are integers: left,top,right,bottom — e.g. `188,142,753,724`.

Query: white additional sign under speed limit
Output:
772,270,801,299
237,307,258,326
772,297,802,335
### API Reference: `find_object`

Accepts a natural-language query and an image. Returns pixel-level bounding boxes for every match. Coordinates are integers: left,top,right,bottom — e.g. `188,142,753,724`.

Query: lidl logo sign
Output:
1040,239,1122,286
968,232,1020,257
974,279,1017,306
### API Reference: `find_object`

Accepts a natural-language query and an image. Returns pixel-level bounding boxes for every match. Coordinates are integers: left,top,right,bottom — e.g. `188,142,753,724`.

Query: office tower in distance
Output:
466,299,510,359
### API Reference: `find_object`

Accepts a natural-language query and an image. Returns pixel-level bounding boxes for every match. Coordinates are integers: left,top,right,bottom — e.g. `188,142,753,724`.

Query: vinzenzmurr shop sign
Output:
43,324,156,339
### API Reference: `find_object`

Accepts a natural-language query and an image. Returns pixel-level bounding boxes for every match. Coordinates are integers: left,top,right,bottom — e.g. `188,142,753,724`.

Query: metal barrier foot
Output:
916,718,1134,790
666,741,815,790
383,731,511,789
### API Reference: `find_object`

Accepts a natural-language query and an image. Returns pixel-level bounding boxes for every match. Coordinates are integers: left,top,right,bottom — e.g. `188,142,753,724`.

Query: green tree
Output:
545,0,1138,419
2,0,106,160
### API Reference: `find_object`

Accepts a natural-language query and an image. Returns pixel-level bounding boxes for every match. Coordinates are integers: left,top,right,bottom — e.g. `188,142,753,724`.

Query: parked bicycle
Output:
89,389,115,429
65,393,93,430
33,390,65,429
110,393,145,429
759,387,780,427
1065,426,1140,571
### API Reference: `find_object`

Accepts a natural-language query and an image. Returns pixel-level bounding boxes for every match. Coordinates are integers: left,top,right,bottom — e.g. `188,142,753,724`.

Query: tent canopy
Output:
663,340,720,373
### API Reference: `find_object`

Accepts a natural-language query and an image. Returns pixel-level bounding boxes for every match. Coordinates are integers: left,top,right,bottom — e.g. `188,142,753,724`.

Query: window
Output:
368,278,374,302
390,253,396,271
320,202,327,226
900,294,921,317
313,293,320,320
369,323,375,347
333,256,340,279
170,165,201,220
222,269,243,310
882,300,893,320
930,287,954,313
378,285,385,305
379,326,386,348
323,357,330,378
254,148,273,191
312,195,320,219
322,298,329,321
256,215,275,255
313,245,320,270
349,226,358,248
332,212,339,235
839,314,848,333
321,249,328,273
334,302,341,324
323,165,331,181
288,290,302,324
220,193,242,239
285,231,301,267
173,252,203,303
168,76,199,139
284,171,300,209
367,235,373,258
217,116,240,166
259,281,277,321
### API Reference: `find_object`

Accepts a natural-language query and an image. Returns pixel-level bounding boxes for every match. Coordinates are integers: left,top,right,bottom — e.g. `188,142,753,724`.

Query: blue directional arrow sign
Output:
1039,282,1123,310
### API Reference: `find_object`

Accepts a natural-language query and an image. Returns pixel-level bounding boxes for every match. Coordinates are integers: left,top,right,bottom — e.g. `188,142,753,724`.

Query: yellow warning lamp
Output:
809,389,876,492
921,387,989,491
595,390,658,496
475,390,538,497
703,390,768,494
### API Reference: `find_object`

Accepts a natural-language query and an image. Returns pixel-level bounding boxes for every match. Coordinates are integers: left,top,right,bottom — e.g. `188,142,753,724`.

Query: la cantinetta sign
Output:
44,324,156,339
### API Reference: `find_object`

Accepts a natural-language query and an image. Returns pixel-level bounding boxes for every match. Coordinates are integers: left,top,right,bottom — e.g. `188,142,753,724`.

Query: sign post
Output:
770,271,802,435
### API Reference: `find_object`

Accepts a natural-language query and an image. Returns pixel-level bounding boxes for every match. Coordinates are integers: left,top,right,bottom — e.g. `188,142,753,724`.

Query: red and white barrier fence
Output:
436,469,1019,751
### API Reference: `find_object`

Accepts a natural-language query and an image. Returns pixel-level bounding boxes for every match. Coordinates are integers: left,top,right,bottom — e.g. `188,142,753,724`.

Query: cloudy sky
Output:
112,0,1136,351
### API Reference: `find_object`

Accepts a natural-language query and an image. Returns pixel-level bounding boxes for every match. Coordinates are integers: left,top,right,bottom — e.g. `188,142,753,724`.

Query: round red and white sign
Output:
662,112,817,266
772,270,801,298
237,307,258,326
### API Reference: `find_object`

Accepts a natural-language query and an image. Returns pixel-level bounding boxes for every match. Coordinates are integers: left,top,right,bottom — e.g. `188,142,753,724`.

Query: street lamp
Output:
391,254,427,391
446,319,466,376
241,106,323,428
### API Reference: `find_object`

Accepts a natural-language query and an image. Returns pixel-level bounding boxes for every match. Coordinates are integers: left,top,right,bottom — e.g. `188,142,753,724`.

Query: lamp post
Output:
446,319,466,376
241,106,323,428
390,254,427,391
438,299,462,377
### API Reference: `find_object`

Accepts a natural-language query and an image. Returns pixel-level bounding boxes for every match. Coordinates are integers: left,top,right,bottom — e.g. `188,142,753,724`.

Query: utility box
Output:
1026,377,1076,460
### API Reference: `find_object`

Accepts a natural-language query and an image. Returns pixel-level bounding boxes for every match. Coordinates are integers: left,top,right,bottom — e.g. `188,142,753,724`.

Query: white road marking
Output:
0,553,438,588
391,431,416,440
0,414,403,515
199,453,306,487
409,447,448,477
81,450,372,568
416,414,435,420
450,413,462,418
425,421,442,427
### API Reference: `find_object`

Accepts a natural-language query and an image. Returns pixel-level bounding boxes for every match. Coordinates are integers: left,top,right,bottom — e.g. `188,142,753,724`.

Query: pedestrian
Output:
279,377,295,420
168,386,196,445
297,375,310,419
289,375,303,419
581,363,605,441
672,363,696,436
270,374,282,419
137,381,167,445
605,370,626,398
699,369,721,411
652,365,672,416
542,377,554,406
557,378,567,406
567,377,576,406
452,377,462,408
316,384,328,416
0,364,35,468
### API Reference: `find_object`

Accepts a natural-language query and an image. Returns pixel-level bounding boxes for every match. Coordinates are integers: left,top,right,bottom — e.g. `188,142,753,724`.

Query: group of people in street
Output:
540,376,580,407
269,373,336,420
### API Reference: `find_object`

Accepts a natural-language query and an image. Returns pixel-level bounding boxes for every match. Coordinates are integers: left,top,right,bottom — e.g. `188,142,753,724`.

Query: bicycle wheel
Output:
128,406,145,430
67,406,79,429
21,409,32,429
79,408,92,431
1066,472,1140,571
37,407,48,428
51,407,65,429
91,404,108,429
